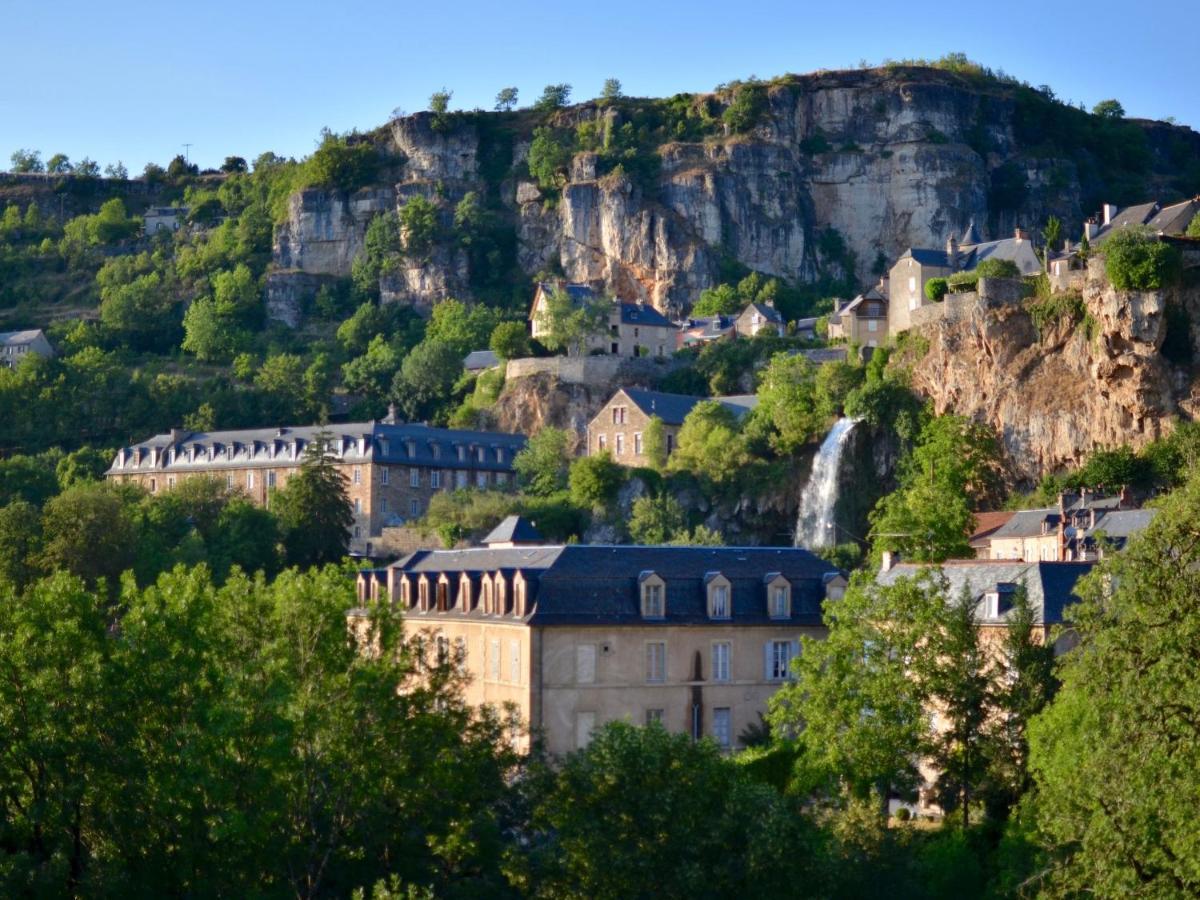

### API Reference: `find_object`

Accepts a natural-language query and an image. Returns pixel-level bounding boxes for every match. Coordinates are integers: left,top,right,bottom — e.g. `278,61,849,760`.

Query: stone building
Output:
529,281,678,358
888,223,1042,336
734,301,785,338
827,283,888,347
143,206,189,235
983,490,1154,562
106,417,527,556
586,388,758,466
354,517,846,755
0,329,54,368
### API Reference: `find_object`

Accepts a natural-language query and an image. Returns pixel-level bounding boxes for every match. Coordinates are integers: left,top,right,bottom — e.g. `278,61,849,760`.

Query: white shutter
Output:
764,642,773,680
576,644,596,684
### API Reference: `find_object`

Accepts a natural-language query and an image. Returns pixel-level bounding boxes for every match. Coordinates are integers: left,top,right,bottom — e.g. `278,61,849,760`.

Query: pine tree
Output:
272,429,354,567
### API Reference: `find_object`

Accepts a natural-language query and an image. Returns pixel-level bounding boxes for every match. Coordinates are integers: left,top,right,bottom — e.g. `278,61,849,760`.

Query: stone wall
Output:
908,278,1031,330
504,354,679,387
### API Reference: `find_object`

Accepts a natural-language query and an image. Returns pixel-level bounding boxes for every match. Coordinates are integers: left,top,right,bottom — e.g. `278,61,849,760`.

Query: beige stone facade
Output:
529,281,677,358
106,422,526,556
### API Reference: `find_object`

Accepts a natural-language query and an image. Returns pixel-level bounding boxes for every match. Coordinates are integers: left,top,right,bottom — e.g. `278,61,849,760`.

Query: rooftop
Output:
611,388,757,426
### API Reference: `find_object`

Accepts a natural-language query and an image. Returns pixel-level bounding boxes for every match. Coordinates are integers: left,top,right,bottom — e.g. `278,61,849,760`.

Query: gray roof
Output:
616,388,756,426
1092,202,1159,245
391,544,839,626
961,220,982,244
990,508,1059,540
618,302,673,328
0,329,46,345
683,315,737,342
901,247,953,267
108,421,527,475
482,515,544,545
877,560,1095,625
962,238,1042,275
740,302,784,324
1145,197,1200,235
1089,508,1156,538
463,349,500,370
537,282,596,303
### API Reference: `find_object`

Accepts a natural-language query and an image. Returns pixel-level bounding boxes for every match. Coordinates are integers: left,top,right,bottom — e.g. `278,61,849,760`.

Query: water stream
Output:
794,417,859,549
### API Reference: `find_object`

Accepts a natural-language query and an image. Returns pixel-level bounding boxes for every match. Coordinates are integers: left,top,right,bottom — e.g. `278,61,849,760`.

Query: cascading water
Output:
794,417,859,549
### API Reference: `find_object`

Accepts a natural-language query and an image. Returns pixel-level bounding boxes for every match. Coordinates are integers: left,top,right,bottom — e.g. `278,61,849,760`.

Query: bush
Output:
974,258,1020,279
1104,227,1182,291
924,277,949,302
568,452,625,510
722,81,768,133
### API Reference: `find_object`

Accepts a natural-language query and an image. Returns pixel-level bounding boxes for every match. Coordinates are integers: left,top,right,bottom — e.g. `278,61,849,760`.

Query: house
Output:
143,206,189,235
353,518,846,755
827,283,888,346
734,301,785,338
793,317,819,341
586,388,758,466
0,329,54,368
463,349,500,373
981,489,1153,562
969,511,1016,559
680,314,737,346
888,223,1042,335
106,413,527,556
1085,197,1200,245
528,281,676,358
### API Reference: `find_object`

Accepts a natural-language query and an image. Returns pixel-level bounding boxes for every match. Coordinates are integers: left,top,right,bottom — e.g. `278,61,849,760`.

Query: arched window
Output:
398,575,412,608
639,571,665,619
705,572,731,620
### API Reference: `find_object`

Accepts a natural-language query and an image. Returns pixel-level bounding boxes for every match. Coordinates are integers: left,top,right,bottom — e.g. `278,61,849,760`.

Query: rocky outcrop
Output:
270,67,1200,320
906,261,1200,483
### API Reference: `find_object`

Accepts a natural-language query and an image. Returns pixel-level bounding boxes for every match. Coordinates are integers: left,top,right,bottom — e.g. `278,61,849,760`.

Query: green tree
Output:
722,81,768,133
667,401,750,486
599,78,623,103
221,155,248,173
770,571,945,811
1187,211,1200,238
524,722,820,899
304,129,379,191
627,493,688,544
527,127,572,190
0,499,42,589
1104,226,1182,291
399,196,439,255
513,427,572,496
38,482,138,586
1092,98,1125,119
490,321,530,361
9,148,44,173
568,451,624,511
751,352,823,455
56,446,112,490
390,340,463,422
104,160,128,180
924,277,949,302
642,415,668,471
494,86,518,112
1042,215,1063,254
46,153,72,174
534,285,610,355
343,334,403,408
691,283,742,316
424,299,499,356
973,257,1021,279
814,359,865,419
99,271,179,351
182,296,246,361
535,83,572,111
271,432,354,567
1028,474,1200,895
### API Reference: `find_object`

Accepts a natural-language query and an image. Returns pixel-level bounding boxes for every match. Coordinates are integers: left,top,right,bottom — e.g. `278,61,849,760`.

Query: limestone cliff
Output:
904,261,1200,484
269,66,1200,319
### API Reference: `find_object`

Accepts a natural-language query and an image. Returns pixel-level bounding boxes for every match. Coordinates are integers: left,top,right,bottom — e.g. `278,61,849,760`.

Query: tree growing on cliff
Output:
429,88,453,131
1104,227,1182,291
490,321,530,361
494,87,518,112
1091,98,1125,119
599,78,623,103
399,196,439,255
9,148,44,173
1041,215,1063,255
527,127,572,190
535,83,572,112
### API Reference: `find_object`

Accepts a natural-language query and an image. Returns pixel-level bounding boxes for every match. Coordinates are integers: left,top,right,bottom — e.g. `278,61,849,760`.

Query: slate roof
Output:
962,238,1043,276
1145,197,1200,235
990,508,1059,540
1089,508,1156,538
482,515,544,545
961,220,982,244
0,329,46,345
108,422,527,474
617,302,673,328
900,247,953,267
536,281,596,303
616,388,756,425
463,349,500,371
682,315,736,342
740,302,784,324
877,560,1094,625
392,544,840,627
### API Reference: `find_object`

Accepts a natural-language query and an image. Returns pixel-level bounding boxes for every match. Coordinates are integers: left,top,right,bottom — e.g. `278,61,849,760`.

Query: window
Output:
478,447,486,462
646,642,666,683
149,478,157,493
488,639,500,679
615,433,625,455
353,497,362,513
576,644,596,684
267,470,277,488
867,320,878,332
353,525,361,538
410,468,421,487
766,640,795,681
713,708,732,748
226,474,233,490
456,470,468,489
612,406,626,425
456,445,466,461
597,434,607,452
410,499,420,517
712,642,731,682
575,711,595,749
641,581,664,619
708,581,730,619
476,471,488,488
646,708,665,726
634,432,643,455
908,276,917,293
430,470,442,489
353,466,362,485
381,467,390,485
496,472,508,486
666,434,674,454
509,640,521,683
453,636,466,671
167,476,176,489
247,472,255,489
769,582,790,619
381,498,389,514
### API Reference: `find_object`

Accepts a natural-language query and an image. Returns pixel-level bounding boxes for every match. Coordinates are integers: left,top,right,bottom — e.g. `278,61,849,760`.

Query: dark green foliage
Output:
567,451,625,510
1091,98,1125,119
513,427,571,496
1103,227,1183,290
390,339,465,422
722,81,769,133
303,129,381,192
490,320,530,360
973,258,1020,279
534,83,572,112
271,432,354,567
398,195,439,256
924,277,949,302
527,127,572,190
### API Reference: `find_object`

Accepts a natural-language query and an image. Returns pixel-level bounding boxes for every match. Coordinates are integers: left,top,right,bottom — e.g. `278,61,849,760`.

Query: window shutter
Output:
790,640,801,677
763,642,773,680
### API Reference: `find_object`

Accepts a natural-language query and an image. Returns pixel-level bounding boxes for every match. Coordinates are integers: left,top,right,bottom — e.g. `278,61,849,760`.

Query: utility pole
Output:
182,143,193,164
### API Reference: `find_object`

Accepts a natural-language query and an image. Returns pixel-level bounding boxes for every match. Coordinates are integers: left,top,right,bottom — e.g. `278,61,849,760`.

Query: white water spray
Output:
794,417,859,549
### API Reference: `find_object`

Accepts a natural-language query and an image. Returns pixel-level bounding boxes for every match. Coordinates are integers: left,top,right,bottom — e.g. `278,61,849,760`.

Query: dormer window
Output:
764,573,791,619
457,574,473,613
435,576,450,612
985,583,1018,618
457,445,466,462
639,571,665,619
398,575,412,608
513,573,527,617
418,576,430,612
495,574,508,615
705,572,731,620
481,575,494,615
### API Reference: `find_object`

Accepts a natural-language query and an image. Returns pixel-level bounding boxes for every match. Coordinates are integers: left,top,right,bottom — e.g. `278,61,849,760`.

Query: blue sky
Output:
4,0,1198,172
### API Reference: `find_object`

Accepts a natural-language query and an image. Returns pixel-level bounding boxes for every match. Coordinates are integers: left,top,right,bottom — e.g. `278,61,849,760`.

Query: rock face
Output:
905,260,1200,483
270,68,1200,320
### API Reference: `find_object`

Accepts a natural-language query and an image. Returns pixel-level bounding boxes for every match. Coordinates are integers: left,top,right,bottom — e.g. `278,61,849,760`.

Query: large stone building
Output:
983,490,1154,562
529,281,677,358
355,517,846,755
888,223,1042,335
586,388,758,466
0,329,54,368
106,418,527,556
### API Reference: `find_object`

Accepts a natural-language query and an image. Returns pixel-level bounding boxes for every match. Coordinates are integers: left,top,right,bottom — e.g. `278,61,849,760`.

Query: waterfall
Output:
794,417,859,549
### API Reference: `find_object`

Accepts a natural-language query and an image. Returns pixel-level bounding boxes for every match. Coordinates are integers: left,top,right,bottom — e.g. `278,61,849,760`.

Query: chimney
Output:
880,550,899,573
1014,226,1029,242
1084,218,1100,240
169,427,188,444
1057,492,1066,517
384,402,398,425
945,235,959,270
1119,484,1130,509
1102,203,1118,226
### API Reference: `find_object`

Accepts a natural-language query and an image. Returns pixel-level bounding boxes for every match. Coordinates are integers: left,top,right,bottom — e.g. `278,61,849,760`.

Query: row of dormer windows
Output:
638,571,795,620
397,571,528,618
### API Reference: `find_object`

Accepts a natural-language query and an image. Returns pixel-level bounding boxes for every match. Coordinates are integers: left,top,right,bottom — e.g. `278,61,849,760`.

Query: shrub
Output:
1026,292,1089,338
722,81,768,134
924,277,949,302
1104,227,1183,291
974,258,1021,279
527,127,572,190
947,271,978,292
